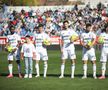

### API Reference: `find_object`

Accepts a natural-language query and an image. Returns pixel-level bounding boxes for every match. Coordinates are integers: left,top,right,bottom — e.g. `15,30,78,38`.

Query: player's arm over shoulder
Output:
91,33,97,46
80,33,85,46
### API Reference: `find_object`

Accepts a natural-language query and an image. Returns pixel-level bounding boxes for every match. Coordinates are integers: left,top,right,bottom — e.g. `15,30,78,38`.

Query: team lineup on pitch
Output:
3,20,108,80
0,1,108,90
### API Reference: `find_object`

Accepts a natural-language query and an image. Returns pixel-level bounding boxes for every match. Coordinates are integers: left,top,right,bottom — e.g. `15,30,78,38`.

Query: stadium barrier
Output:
0,36,100,51
0,36,81,51
0,36,80,45
6,5,85,13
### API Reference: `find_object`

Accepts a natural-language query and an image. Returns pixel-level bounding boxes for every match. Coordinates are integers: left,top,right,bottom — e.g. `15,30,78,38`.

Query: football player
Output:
59,20,78,79
33,24,50,78
99,24,108,79
80,23,97,79
6,26,22,78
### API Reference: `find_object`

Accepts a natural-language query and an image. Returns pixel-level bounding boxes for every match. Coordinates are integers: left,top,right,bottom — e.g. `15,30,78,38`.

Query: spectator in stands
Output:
0,3,108,37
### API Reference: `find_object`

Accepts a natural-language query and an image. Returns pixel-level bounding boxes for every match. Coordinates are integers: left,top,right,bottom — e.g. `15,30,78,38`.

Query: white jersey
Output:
21,43,35,57
60,29,78,48
59,29,78,60
100,32,108,51
80,31,96,48
33,32,50,49
80,31,96,61
7,33,21,61
7,33,21,48
33,32,50,61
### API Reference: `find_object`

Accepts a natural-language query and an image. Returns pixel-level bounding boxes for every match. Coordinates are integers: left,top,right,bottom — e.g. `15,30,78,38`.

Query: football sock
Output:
83,64,87,77
44,62,48,77
35,64,39,76
8,64,13,75
71,63,75,77
93,64,96,77
61,64,65,76
101,62,106,76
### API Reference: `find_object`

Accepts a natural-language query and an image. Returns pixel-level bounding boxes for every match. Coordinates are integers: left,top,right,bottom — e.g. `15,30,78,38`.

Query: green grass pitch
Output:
0,48,108,90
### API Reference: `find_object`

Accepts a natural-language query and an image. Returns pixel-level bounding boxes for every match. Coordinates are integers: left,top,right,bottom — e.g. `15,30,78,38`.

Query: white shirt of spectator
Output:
21,43,35,57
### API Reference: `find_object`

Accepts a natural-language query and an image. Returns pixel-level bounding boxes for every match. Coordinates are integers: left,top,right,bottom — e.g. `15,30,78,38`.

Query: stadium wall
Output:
0,36,80,51
84,0,108,8
6,5,85,13
0,36,80,45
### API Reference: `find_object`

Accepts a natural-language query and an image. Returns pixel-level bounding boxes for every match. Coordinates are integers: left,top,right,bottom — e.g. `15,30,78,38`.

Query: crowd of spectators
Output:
0,2,108,37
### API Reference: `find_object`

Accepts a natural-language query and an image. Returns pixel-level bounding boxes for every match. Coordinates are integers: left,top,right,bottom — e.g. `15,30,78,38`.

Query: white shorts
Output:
8,49,20,61
35,48,48,61
82,48,96,61
100,49,108,62
61,46,76,60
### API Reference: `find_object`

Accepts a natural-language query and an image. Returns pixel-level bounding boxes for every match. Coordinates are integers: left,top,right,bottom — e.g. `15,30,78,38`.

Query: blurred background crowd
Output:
0,2,108,36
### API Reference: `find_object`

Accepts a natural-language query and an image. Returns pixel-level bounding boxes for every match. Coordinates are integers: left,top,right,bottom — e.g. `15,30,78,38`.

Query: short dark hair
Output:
10,26,15,30
104,23,108,29
86,23,91,28
63,20,69,24
102,23,108,32
38,24,43,28
25,35,30,38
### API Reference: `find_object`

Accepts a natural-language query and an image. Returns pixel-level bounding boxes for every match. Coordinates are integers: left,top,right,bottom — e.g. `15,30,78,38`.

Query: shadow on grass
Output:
0,73,104,78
